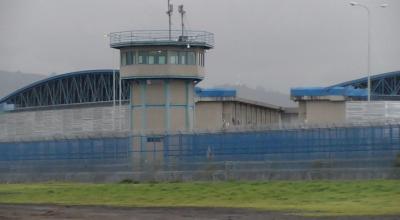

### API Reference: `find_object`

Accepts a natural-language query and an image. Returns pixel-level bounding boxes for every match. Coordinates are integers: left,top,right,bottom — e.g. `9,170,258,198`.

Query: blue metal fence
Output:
161,124,400,169
0,124,399,171
0,137,131,161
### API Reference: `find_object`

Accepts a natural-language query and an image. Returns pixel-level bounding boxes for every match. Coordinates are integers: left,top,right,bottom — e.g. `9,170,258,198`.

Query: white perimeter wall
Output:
0,105,130,141
346,101,400,123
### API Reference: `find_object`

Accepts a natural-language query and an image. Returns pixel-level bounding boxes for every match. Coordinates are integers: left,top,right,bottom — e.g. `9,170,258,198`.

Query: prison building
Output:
291,71,400,124
195,88,283,130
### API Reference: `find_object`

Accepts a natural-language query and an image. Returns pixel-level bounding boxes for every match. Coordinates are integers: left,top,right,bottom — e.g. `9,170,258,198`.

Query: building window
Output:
187,52,196,65
171,51,196,65
134,50,198,65
198,51,205,67
179,51,186,65
121,51,135,66
156,50,167,64
126,51,135,65
198,52,201,66
148,52,155,64
138,51,147,64
138,50,167,64
121,52,127,66
169,51,178,64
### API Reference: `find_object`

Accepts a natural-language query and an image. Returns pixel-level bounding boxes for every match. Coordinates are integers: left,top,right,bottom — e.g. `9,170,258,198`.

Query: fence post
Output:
163,133,169,171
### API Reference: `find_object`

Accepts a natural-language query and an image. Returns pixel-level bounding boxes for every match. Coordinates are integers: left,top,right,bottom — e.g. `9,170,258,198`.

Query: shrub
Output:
312,160,324,169
395,153,400,168
119,179,140,184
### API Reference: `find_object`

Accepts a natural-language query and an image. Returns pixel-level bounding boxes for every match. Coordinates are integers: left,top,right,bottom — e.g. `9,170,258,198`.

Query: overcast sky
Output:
0,0,399,93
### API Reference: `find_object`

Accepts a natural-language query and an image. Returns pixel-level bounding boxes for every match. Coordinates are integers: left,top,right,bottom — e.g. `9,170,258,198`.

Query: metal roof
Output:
0,69,129,110
291,86,367,97
195,87,237,97
291,70,400,101
330,70,400,88
194,87,282,110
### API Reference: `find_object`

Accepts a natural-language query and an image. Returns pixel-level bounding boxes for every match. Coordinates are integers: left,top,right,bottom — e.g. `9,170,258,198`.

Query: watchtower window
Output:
158,56,165,64
157,50,167,64
132,50,198,65
176,51,196,65
198,52,205,67
179,51,186,65
148,52,155,64
169,51,178,64
138,50,167,64
121,51,135,66
138,51,148,64
121,52,127,66
187,52,196,65
126,51,135,65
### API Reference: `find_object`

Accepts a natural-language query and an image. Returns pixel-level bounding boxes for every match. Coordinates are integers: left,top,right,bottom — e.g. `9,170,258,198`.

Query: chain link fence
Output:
1,122,400,181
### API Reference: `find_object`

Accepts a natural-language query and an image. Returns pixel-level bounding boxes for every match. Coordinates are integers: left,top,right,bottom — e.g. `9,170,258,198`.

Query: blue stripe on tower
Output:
164,79,171,132
140,80,147,131
185,80,190,130
128,83,134,160
129,83,133,131
140,80,147,165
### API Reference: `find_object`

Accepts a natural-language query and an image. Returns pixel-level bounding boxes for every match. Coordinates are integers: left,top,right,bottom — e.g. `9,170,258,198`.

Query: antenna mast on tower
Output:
166,0,173,40
178,4,186,37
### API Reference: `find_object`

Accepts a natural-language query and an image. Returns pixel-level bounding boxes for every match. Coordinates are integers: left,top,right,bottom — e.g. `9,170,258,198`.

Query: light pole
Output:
350,2,388,102
104,34,116,106
349,2,388,101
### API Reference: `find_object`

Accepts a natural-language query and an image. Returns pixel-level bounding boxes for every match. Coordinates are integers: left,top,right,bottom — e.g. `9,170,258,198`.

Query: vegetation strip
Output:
0,180,399,216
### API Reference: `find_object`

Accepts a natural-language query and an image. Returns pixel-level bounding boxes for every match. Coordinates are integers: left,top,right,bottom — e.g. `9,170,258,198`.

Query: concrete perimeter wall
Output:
0,104,130,141
297,101,400,125
346,101,400,123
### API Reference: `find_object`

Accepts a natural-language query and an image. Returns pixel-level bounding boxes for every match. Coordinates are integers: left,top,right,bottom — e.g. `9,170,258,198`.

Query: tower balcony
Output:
109,30,214,49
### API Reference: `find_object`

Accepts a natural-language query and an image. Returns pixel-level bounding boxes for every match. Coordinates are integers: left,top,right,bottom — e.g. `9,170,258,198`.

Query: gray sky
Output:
0,0,399,93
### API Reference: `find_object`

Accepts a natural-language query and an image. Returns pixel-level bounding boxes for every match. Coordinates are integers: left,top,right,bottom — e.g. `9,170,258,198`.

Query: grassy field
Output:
0,180,399,216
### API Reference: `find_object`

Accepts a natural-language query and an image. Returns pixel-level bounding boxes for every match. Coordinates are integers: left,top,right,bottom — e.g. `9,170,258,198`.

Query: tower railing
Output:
109,30,214,48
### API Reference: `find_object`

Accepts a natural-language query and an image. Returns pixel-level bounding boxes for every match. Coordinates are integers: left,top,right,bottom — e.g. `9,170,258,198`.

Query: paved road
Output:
0,205,399,220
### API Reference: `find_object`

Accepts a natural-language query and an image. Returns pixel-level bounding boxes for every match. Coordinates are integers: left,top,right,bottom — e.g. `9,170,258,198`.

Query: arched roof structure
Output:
0,69,129,110
330,70,400,100
3,69,400,110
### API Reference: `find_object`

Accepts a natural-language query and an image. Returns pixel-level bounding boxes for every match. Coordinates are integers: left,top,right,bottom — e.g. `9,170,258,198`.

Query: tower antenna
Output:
178,4,186,37
166,0,173,40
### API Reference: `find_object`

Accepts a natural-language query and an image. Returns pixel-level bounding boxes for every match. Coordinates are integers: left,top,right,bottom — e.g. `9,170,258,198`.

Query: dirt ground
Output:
0,205,399,220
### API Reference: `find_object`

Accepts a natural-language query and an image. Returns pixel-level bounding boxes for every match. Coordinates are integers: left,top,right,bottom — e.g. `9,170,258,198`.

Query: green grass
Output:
0,180,399,216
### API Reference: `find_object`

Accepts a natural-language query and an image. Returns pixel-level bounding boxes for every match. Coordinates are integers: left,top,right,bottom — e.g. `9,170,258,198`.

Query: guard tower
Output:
109,9,214,134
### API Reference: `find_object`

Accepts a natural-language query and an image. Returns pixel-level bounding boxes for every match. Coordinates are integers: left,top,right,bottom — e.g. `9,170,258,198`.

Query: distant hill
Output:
0,70,46,99
213,84,297,108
